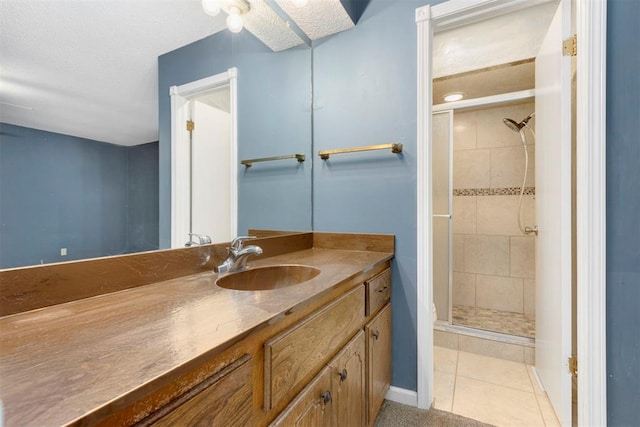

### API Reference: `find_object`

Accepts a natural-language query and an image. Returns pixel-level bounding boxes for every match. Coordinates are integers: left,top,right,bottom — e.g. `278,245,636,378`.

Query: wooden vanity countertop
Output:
0,247,393,426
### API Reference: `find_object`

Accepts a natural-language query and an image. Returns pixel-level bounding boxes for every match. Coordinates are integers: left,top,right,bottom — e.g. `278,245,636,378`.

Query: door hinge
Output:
186,120,195,132
568,355,578,377
563,34,577,56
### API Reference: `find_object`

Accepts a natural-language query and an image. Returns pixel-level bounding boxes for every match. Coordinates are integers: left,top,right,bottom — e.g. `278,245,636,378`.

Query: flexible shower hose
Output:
517,125,535,235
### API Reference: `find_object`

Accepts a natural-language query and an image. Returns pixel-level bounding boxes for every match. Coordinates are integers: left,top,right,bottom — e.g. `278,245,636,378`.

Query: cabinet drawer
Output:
140,355,252,427
264,285,365,411
365,269,391,316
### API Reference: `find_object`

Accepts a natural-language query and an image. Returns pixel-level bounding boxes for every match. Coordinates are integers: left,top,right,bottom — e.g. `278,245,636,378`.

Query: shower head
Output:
503,118,524,132
503,112,535,133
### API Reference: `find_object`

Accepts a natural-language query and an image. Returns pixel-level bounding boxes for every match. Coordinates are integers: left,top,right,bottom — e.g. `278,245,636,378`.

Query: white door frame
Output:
415,1,607,426
169,68,238,248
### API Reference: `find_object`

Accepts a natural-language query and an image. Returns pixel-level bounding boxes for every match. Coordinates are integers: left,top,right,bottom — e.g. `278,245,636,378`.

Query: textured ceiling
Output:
274,0,354,41
241,0,305,51
0,0,228,146
433,1,558,78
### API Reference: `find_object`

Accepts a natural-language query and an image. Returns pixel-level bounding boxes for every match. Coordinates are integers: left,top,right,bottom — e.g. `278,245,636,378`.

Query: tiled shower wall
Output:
452,102,536,319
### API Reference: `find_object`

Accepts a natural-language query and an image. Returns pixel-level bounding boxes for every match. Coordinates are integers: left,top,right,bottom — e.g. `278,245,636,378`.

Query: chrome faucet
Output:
185,233,212,247
217,236,263,273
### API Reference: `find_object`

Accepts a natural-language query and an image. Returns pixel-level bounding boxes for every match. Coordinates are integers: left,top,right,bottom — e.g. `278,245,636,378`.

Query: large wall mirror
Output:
0,1,313,269
158,31,313,249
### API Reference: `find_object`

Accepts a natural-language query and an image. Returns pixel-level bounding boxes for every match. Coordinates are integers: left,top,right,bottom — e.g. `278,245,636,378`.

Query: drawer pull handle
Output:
338,368,348,382
372,330,380,340
377,286,388,293
321,390,332,405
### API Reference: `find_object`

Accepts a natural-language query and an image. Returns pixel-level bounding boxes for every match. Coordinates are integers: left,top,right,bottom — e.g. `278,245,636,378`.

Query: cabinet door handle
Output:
321,390,332,405
338,368,348,382
377,286,388,293
372,330,380,340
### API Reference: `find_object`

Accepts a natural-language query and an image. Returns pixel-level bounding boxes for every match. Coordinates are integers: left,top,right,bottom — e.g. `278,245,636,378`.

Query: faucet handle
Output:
230,235,256,251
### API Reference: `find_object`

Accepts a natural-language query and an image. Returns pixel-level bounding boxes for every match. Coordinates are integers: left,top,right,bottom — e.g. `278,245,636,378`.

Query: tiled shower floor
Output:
452,305,535,338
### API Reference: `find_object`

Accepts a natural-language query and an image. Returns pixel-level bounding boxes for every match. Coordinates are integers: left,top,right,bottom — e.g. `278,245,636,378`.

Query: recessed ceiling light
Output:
443,92,464,102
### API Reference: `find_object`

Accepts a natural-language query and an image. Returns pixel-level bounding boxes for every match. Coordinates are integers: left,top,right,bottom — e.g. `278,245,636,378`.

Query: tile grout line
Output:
455,371,538,395
456,351,538,394
526,365,550,426
451,348,459,414
533,392,551,427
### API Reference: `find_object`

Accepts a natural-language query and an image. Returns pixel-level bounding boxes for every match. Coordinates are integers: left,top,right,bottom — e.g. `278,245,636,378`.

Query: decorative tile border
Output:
453,187,535,197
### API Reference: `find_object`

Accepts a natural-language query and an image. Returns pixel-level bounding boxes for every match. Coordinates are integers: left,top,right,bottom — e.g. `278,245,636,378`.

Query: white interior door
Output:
534,1,572,425
192,97,231,243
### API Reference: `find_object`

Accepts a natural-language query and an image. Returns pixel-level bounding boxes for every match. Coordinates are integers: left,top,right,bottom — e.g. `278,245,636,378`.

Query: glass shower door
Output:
432,110,453,323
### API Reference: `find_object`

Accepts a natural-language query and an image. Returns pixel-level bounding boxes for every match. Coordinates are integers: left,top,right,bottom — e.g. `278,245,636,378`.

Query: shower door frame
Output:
415,1,607,426
431,110,453,326
432,92,536,333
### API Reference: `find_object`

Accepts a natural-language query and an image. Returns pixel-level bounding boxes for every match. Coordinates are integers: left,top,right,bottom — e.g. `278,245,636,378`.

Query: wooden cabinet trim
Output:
136,354,252,426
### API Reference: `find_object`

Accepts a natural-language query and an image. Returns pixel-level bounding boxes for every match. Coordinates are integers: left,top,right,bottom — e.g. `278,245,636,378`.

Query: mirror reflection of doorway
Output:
169,68,238,248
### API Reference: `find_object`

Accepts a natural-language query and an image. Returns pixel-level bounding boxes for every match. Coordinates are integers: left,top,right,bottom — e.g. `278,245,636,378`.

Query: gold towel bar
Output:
318,143,403,160
241,153,305,168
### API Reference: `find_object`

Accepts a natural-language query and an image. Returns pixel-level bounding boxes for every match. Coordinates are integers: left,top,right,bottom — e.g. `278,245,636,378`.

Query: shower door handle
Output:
433,214,452,219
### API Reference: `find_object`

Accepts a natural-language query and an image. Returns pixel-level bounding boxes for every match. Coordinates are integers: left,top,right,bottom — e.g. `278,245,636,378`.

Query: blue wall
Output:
313,0,443,390
0,123,158,268
606,0,640,424
127,142,160,253
157,32,312,247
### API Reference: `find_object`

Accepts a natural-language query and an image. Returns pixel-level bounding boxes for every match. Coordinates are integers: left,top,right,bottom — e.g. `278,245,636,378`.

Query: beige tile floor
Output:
434,346,561,427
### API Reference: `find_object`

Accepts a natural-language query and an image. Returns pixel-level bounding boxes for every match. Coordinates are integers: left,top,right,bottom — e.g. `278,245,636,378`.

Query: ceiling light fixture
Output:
226,6,244,33
201,0,250,33
443,92,464,102
202,0,221,16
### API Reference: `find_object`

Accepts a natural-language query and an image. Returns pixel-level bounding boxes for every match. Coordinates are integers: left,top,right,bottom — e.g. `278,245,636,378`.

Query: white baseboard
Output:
385,386,418,407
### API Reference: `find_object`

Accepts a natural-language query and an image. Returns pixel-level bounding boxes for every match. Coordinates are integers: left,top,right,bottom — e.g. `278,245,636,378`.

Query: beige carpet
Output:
375,400,495,427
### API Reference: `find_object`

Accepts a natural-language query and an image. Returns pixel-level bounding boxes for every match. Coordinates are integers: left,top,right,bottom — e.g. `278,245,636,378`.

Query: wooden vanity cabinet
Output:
138,355,253,427
270,331,366,427
124,265,390,427
271,266,391,427
365,303,392,426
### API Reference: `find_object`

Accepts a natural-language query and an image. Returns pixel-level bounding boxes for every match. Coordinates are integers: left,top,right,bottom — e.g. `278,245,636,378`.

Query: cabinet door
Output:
141,356,252,427
330,330,366,426
264,285,365,410
270,366,334,427
366,304,391,425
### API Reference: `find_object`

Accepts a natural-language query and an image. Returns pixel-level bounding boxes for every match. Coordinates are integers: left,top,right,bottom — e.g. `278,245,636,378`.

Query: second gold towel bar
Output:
318,143,403,160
